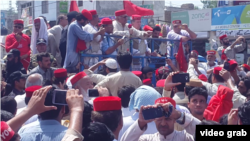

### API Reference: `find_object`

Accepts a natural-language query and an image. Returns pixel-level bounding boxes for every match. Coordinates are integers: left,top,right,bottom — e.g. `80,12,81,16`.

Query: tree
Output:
200,0,217,9
194,6,200,10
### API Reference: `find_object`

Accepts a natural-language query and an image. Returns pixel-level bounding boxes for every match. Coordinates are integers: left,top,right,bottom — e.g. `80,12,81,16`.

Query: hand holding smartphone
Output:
53,89,67,105
142,105,173,120
88,89,99,97
172,73,190,83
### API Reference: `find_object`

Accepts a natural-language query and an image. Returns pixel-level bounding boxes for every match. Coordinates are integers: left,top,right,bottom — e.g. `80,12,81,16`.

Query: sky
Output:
0,0,17,11
165,0,204,8
0,0,204,11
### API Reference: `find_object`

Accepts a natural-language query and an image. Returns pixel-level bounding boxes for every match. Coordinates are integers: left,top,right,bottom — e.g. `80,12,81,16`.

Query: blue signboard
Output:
211,5,250,30
1,11,5,27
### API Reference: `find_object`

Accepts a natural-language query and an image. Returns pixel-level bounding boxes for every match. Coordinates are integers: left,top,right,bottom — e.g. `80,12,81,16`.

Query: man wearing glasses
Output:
5,19,31,71
167,20,197,68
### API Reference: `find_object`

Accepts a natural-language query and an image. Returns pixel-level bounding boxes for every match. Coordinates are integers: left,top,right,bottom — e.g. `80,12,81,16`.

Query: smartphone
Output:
88,89,99,97
53,89,67,105
224,61,230,71
196,59,199,64
165,105,173,118
172,73,190,83
142,107,165,120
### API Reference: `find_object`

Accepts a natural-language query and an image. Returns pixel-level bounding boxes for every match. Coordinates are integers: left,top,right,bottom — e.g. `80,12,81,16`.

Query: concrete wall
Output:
34,0,57,21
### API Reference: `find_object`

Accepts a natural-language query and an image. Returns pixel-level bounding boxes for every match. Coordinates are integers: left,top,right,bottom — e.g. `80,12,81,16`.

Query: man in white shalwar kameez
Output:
112,9,149,55
30,17,48,54
120,99,200,141
82,10,102,70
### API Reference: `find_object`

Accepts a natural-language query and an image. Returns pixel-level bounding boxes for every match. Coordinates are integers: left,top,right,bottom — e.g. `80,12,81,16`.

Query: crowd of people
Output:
1,8,250,141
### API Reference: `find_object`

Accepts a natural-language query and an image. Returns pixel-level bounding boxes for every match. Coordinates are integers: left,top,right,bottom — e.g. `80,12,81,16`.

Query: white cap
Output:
66,75,75,89
105,58,118,69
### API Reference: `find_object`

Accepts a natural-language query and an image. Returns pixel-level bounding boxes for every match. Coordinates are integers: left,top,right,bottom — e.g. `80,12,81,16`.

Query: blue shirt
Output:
101,33,117,55
63,21,94,68
18,120,67,141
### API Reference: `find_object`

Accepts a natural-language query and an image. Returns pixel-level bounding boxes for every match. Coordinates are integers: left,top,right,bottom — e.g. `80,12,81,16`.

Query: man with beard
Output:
187,87,208,121
63,9,105,73
199,50,218,76
238,77,250,97
7,71,27,97
5,49,26,80
28,38,57,71
70,71,94,102
217,35,246,61
29,52,56,85
5,19,31,70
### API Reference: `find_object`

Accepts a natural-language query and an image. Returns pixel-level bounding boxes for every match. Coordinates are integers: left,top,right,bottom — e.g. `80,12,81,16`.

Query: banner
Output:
216,29,250,37
60,1,68,13
171,9,211,32
21,8,28,18
211,5,250,30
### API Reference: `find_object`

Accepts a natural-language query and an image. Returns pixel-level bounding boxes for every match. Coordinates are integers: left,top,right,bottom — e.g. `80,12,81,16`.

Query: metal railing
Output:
80,35,192,86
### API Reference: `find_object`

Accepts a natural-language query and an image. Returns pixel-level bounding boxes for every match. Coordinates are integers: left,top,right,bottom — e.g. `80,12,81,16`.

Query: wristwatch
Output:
176,112,185,124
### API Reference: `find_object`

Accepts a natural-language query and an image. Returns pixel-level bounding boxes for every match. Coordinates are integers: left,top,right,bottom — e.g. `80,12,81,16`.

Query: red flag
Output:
123,0,154,16
176,39,188,72
69,0,79,12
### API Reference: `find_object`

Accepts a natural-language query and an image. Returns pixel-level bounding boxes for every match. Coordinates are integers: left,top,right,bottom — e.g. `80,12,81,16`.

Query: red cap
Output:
132,15,141,20
115,10,126,16
156,79,165,87
199,74,208,82
70,72,87,85
155,97,176,108
14,19,24,25
143,79,152,85
34,18,40,23
25,85,42,98
143,25,153,31
1,121,15,141
101,18,112,25
93,96,121,111
242,64,250,71
82,9,93,20
54,68,67,78
228,60,238,71
219,35,227,40
207,50,216,55
158,66,169,75
221,49,227,60
98,22,102,27
89,10,97,16
132,71,142,77
191,50,199,56
172,20,181,24
213,67,222,75
128,24,132,28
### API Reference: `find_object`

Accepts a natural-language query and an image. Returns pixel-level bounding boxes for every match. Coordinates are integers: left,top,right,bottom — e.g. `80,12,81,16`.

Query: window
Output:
78,1,83,7
42,0,48,14
29,7,32,16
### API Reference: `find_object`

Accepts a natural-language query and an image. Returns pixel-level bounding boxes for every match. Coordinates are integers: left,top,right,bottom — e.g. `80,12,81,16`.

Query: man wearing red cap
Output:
5,19,31,70
188,66,227,97
82,10,102,68
167,20,197,57
64,10,105,73
130,15,151,70
194,50,218,77
52,68,68,89
92,96,123,140
71,71,94,101
112,10,149,53
217,34,246,61
100,18,124,55
120,99,200,141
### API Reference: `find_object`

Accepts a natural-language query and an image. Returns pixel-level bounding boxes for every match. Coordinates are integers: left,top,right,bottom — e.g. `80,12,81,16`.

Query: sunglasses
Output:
14,26,22,29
